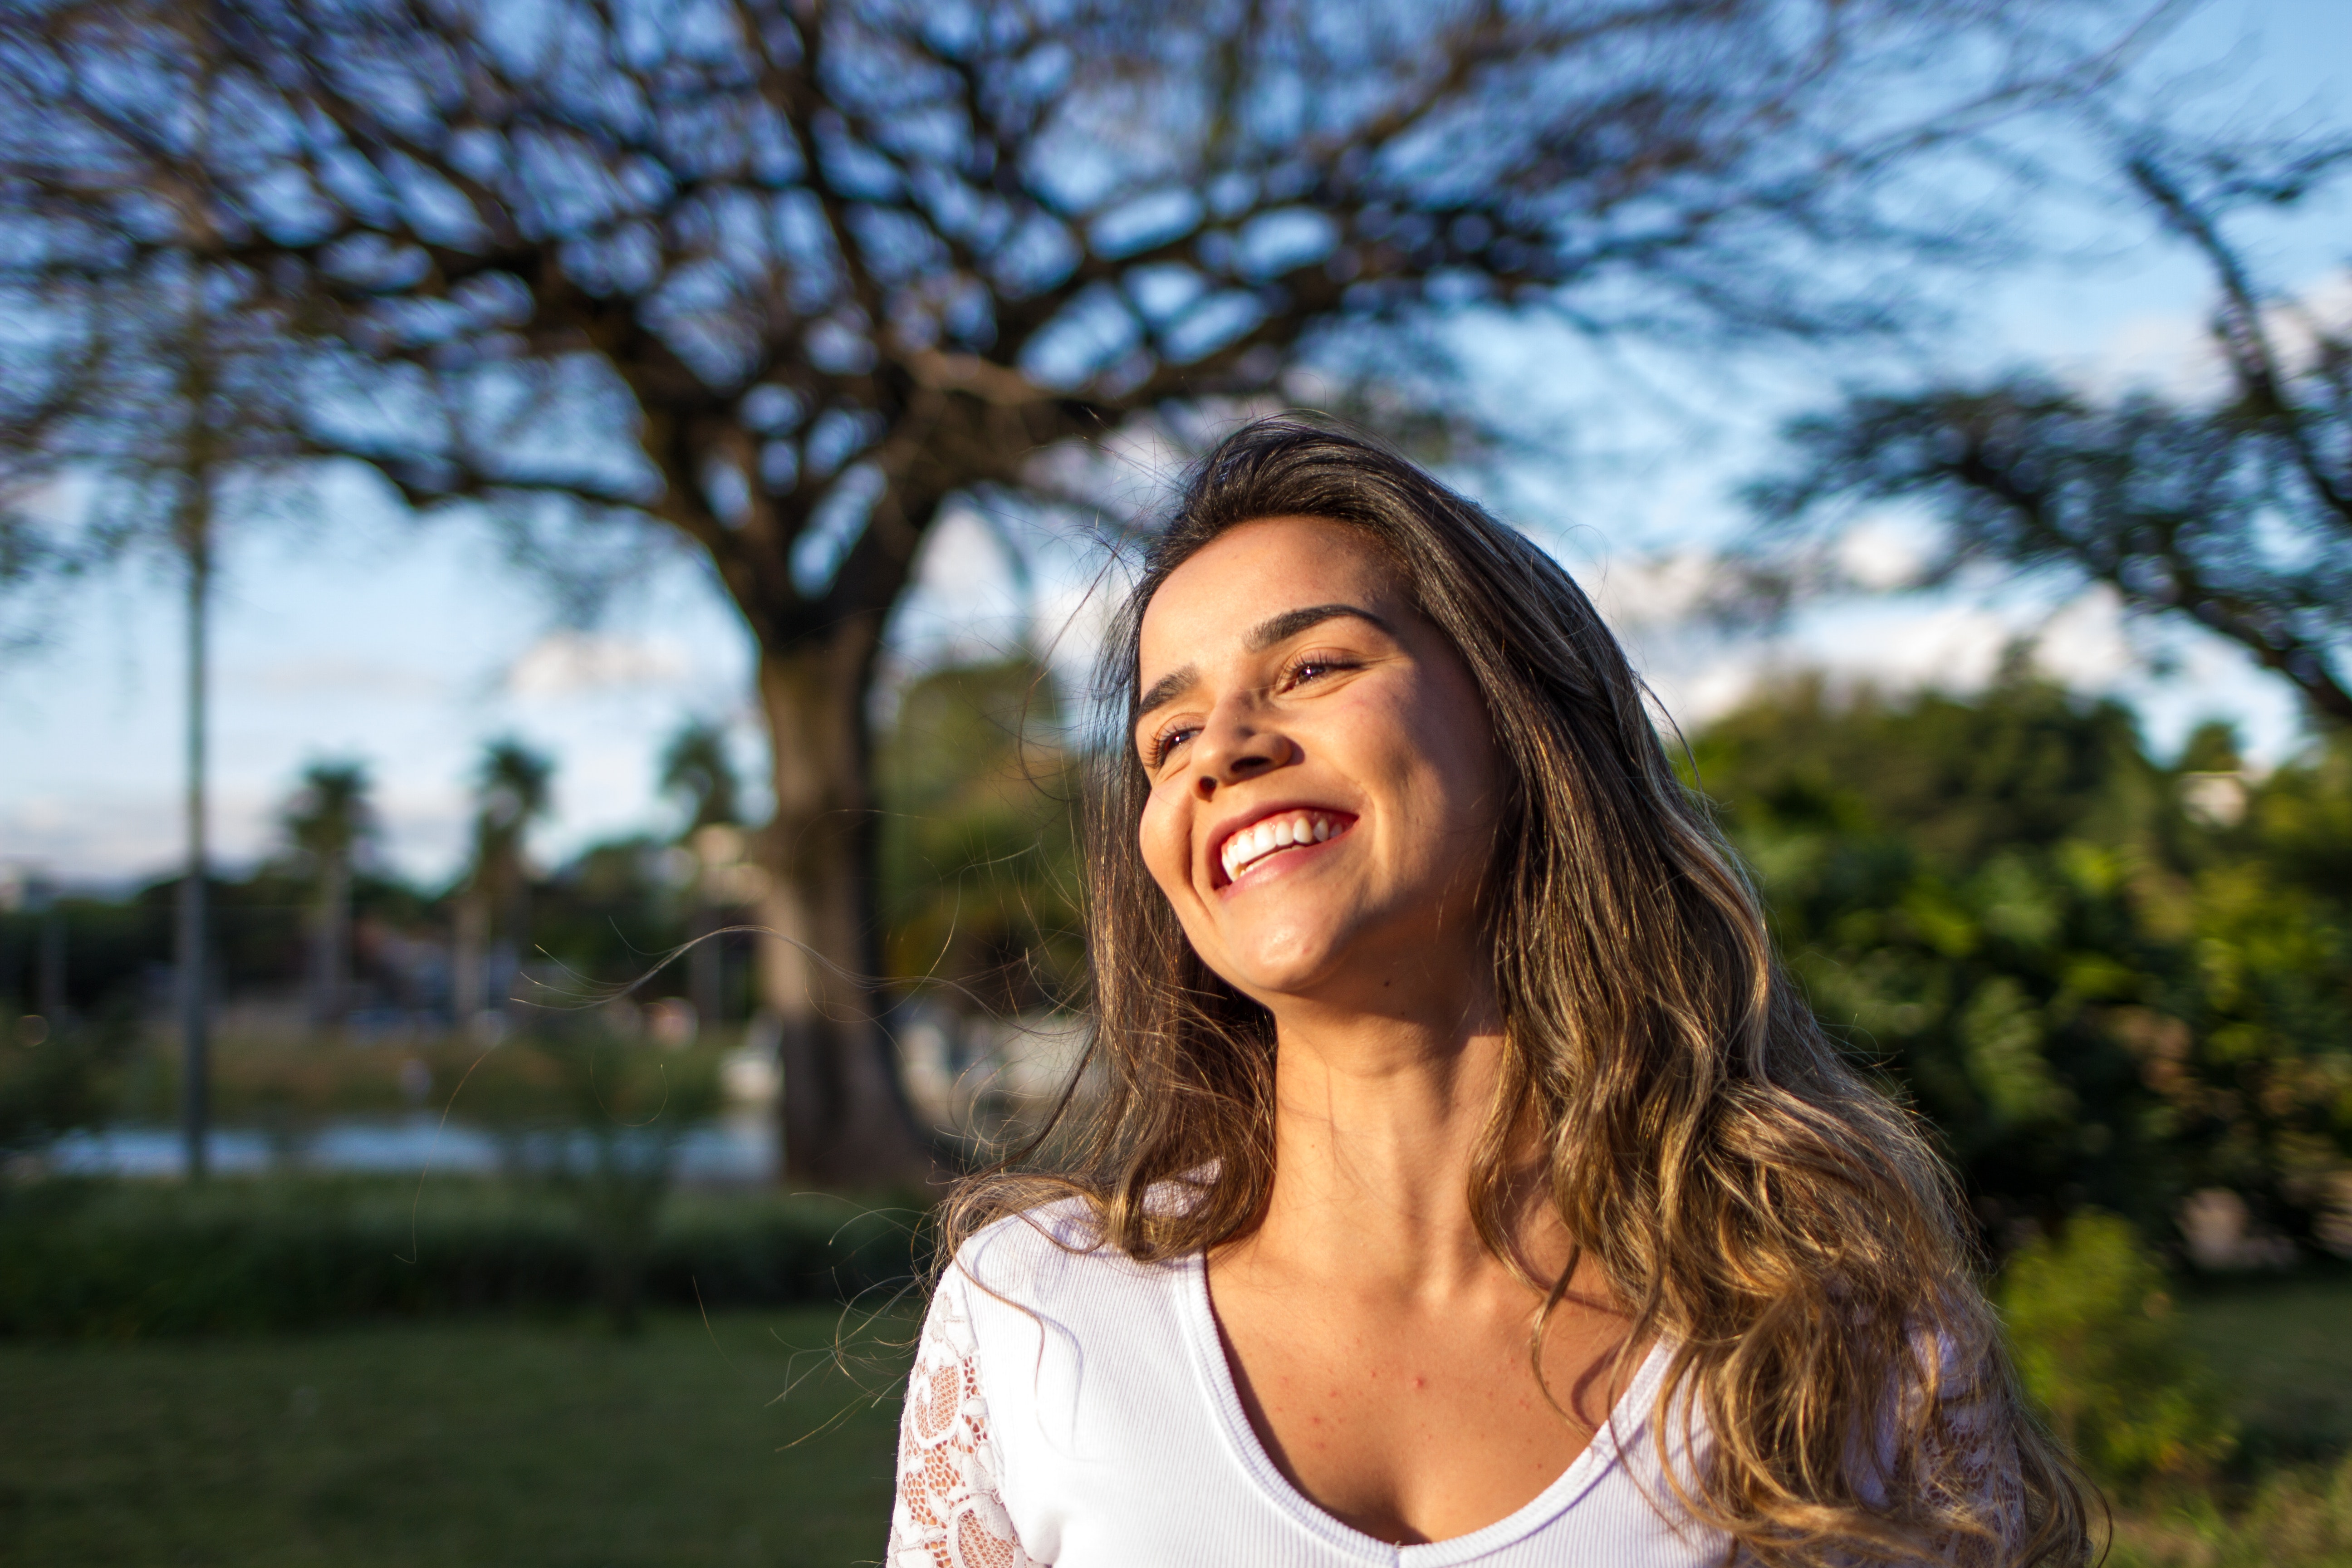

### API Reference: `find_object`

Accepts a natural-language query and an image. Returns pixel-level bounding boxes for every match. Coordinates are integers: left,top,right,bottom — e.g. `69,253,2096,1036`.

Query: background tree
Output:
877,654,1082,1019
660,720,742,840
0,0,2160,1181
1745,138,2352,726
0,265,308,1174
452,738,554,1028
660,717,744,1028
0,0,327,1173
281,760,374,1033
1686,664,2352,1254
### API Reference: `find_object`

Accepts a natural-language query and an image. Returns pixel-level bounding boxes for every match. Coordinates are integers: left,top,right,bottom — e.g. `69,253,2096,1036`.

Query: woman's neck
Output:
1245,987,1554,1298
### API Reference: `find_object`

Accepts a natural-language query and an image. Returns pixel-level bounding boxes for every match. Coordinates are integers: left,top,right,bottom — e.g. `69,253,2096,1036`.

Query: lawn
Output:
2095,1266,2352,1568
0,1307,912,1568
2176,1266,2352,1464
4,1271,2349,1568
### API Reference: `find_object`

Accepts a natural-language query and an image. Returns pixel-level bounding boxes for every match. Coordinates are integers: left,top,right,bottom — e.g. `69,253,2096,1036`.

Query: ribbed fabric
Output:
887,1201,1727,1568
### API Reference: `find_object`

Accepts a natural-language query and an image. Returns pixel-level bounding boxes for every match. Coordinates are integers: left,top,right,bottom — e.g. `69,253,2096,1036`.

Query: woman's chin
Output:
1211,914,1489,1019
1211,931,1355,1003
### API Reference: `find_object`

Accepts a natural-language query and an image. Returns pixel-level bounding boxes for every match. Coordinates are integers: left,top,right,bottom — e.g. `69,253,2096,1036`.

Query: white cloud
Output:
0,778,289,885
2076,268,2352,402
1834,516,1932,592
1618,575,2307,768
2033,586,2138,688
238,655,449,700
1585,548,1721,630
505,631,691,698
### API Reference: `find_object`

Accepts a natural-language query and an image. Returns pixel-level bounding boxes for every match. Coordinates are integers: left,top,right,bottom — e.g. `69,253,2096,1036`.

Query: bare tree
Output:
1745,138,2352,726
0,0,2154,1182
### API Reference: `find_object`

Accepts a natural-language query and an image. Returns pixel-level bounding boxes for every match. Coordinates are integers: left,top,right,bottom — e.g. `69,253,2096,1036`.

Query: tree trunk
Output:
328,853,350,1027
35,885,64,1021
688,901,724,1027
451,888,485,1027
754,627,935,1188
501,869,530,1020
179,494,211,1181
308,853,350,1032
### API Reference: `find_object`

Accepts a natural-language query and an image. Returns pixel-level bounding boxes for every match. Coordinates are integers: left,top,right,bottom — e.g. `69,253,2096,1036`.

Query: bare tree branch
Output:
0,0,2171,1180
1743,141,2352,727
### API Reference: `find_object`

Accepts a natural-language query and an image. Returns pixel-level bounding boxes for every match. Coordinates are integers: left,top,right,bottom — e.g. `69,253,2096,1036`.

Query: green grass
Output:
2176,1266,2352,1464
2108,1267,2352,1568
0,1308,912,1568
4,1267,2349,1567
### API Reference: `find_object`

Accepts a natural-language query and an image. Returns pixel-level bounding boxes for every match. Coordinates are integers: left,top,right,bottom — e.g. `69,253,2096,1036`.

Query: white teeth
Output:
1220,813,1341,880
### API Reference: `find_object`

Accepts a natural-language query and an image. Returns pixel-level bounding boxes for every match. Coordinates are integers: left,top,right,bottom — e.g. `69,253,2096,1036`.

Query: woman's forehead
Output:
1138,517,1401,660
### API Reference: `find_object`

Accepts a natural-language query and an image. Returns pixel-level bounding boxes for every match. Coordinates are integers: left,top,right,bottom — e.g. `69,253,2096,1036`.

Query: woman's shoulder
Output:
950,1194,1130,1289
940,1191,1193,1328
957,1192,1107,1257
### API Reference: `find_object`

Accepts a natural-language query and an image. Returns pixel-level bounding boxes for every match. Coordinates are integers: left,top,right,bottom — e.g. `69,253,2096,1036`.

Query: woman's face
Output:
1134,515,1504,1013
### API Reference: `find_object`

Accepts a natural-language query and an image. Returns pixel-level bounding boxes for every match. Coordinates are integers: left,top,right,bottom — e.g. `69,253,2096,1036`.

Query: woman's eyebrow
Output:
1245,602,1391,651
1133,604,1390,723
1135,665,1196,720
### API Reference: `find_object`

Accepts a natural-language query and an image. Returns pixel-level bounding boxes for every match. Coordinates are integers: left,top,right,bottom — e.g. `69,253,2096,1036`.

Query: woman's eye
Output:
1284,655,1355,689
1149,725,1198,767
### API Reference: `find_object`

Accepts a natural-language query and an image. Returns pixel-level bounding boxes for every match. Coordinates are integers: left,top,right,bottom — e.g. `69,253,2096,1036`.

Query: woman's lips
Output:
1217,809,1352,883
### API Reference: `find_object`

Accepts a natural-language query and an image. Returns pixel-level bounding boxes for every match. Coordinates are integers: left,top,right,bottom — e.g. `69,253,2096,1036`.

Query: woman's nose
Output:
1191,702,1296,796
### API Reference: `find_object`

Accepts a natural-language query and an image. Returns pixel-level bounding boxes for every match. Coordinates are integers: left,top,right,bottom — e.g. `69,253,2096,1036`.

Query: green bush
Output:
2114,1455,2352,1568
2000,1210,2237,1488
515,1020,727,1330
1,1008,135,1163
0,1177,925,1338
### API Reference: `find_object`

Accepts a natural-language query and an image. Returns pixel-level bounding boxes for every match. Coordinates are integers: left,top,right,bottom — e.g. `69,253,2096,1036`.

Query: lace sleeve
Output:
886,1283,1039,1568
1911,1341,2032,1565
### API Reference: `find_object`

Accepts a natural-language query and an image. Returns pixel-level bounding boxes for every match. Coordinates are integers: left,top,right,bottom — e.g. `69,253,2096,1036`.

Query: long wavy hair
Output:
941,417,2091,1567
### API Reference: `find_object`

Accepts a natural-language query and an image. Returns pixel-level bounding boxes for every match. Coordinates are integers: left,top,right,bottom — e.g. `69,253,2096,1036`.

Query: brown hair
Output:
942,417,2091,1567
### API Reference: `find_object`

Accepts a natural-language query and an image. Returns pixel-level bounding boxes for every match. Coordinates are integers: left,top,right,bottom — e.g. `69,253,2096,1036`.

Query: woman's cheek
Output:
1136,787,1190,901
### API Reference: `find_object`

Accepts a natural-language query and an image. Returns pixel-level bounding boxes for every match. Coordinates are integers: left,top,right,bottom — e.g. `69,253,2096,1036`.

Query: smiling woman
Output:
885,421,2092,1568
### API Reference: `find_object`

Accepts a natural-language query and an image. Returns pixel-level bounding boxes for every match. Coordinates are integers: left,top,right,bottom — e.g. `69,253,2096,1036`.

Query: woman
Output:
885,420,2089,1567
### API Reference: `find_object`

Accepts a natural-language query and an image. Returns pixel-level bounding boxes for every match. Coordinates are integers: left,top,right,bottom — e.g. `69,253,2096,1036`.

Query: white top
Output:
884,1201,1727,1568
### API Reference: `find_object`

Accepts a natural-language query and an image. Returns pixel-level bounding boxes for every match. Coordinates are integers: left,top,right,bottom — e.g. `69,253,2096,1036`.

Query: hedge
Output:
0,1177,928,1337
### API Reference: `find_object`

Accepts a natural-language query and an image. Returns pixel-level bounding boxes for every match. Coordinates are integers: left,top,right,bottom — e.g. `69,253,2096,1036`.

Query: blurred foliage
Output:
0,868,439,1024
2114,1455,2352,1568
530,836,713,1003
0,1177,921,1338
7,652,2345,1260
877,656,1083,1016
1689,665,2352,1250
659,718,741,834
2000,1210,2237,1489
0,1006,135,1166
93,1029,733,1129
518,1017,723,1331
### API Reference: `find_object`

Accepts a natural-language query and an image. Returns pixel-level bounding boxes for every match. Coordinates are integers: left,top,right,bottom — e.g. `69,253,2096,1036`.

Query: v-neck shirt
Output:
885,1201,1726,1568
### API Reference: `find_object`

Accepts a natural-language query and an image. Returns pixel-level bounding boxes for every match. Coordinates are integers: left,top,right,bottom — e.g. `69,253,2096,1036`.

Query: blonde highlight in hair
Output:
942,418,2092,1566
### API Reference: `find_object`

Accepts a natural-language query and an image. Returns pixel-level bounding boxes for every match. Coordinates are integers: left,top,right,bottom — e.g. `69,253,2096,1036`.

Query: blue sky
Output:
3,0,2347,892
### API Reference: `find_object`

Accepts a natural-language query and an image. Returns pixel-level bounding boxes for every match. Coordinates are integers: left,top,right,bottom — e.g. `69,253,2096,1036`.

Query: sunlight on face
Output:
1133,516,1503,1012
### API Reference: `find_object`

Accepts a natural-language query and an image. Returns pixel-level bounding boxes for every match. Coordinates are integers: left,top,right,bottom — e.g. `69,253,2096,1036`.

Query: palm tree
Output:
659,719,740,836
659,719,742,1029
283,761,373,1033
451,740,554,1029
